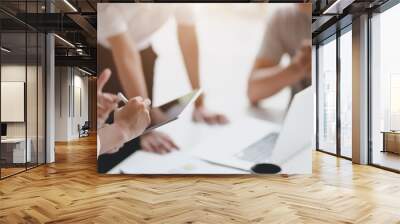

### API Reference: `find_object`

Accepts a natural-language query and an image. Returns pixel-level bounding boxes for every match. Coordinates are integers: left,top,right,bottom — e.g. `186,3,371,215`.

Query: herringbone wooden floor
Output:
0,135,400,224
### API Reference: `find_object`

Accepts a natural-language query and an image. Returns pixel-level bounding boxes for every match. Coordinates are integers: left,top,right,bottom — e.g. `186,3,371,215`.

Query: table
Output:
1,138,32,164
108,108,312,175
382,131,400,154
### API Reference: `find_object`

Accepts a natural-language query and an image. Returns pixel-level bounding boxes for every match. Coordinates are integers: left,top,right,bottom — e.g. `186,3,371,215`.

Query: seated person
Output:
97,69,151,156
247,4,312,105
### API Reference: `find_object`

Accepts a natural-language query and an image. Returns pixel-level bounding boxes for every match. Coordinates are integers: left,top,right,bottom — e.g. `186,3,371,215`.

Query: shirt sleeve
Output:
97,4,129,47
174,4,196,25
257,10,285,64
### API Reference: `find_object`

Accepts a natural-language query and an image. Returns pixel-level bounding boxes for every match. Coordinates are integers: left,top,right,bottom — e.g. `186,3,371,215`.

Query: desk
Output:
1,138,31,164
108,109,311,174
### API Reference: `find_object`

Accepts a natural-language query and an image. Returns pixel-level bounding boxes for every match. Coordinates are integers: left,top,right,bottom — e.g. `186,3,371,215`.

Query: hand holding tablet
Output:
117,89,202,135
117,92,151,107
113,96,151,142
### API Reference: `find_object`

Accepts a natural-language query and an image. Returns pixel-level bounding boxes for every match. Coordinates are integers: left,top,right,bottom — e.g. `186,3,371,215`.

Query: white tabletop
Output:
108,108,311,174
1,138,27,144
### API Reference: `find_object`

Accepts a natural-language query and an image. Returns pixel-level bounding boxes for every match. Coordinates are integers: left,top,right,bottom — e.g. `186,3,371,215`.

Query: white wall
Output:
1,66,26,138
1,64,46,163
54,67,89,141
1,65,25,137
55,67,69,141
1,65,40,138
71,73,89,138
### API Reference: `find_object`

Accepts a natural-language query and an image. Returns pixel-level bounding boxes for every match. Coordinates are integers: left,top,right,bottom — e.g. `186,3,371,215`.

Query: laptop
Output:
190,87,313,171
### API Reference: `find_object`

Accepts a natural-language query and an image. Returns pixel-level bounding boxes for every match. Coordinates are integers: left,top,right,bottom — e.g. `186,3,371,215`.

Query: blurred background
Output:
152,4,291,121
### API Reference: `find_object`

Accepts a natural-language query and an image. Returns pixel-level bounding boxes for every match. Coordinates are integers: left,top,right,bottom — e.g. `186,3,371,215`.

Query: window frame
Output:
367,0,400,173
315,23,353,160
0,0,48,180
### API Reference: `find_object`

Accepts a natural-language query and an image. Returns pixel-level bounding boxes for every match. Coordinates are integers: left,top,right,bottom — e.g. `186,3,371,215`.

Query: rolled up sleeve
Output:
174,4,196,26
97,4,129,47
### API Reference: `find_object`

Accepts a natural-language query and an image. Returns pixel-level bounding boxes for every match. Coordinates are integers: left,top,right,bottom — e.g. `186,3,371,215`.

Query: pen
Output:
117,92,129,104
117,92,152,106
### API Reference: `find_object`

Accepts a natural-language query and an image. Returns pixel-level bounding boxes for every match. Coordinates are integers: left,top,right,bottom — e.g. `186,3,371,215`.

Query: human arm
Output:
177,24,228,124
247,41,311,105
107,32,148,99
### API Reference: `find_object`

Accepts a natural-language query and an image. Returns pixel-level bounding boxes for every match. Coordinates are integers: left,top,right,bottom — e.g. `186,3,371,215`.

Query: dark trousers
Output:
97,45,157,173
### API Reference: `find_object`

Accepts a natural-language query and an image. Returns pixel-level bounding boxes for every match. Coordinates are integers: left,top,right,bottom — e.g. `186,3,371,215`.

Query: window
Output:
390,74,400,130
1,30,28,178
317,37,337,154
370,2,400,171
0,1,47,179
339,29,352,158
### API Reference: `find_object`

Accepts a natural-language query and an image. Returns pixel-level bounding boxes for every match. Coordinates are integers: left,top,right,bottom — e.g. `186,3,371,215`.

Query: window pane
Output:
318,38,337,154
1,30,28,177
340,30,352,158
371,3,400,171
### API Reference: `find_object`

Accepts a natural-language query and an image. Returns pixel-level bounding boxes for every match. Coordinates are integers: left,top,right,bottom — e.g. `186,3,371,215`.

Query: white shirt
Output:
97,3,195,50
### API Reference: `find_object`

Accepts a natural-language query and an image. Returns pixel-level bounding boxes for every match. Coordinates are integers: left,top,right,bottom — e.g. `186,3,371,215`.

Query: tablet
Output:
144,89,202,133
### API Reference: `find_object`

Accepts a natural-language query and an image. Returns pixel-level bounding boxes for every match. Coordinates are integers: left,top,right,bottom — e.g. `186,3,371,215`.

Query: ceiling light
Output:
63,0,78,12
54,34,75,48
78,67,93,76
1,47,11,53
76,48,85,55
323,0,354,15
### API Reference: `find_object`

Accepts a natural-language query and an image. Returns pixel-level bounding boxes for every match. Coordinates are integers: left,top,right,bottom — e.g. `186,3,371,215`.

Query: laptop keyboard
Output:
234,132,279,163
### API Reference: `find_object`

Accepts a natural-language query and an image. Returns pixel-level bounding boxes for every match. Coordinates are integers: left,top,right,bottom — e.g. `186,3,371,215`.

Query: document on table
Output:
108,116,283,174
108,150,248,174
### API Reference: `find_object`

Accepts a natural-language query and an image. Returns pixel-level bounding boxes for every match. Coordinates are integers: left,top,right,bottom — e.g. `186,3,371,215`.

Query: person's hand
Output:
192,106,229,125
292,39,312,79
140,131,179,154
97,69,119,128
114,96,151,142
